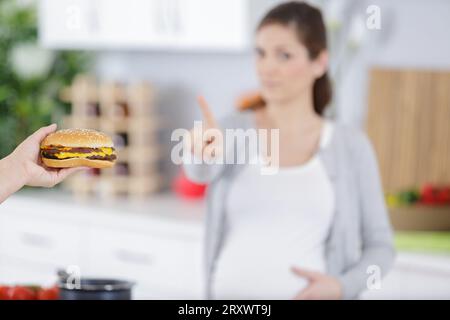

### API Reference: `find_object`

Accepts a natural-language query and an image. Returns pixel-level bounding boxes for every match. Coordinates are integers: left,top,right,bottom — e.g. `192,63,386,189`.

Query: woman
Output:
0,124,85,203
184,2,395,300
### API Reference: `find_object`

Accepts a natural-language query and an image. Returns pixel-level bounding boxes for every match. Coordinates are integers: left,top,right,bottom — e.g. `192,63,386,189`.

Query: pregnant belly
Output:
212,241,327,300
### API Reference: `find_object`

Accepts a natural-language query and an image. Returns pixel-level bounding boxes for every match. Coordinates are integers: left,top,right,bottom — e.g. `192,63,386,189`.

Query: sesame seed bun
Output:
42,157,115,169
41,128,114,148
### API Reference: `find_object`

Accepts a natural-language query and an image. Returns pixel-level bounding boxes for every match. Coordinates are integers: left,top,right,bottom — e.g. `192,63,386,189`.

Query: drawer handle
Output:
115,249,154,266
20,232,54,249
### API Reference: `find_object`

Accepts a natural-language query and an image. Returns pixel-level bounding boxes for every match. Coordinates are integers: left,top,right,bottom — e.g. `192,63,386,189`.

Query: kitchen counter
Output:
361,251,450,299
2,188,205,235
1,190,450,299
8,188,205,220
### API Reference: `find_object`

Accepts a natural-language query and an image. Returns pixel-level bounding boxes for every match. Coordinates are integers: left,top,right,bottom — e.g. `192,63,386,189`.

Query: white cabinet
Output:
84,225,203,299
0,212,84,268
38,0,249,51
0,261,57,286
361,252,450,300
175,0,248,50
0,192,204,299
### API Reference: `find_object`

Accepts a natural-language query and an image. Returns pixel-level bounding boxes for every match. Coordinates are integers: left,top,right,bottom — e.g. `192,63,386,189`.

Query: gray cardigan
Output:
183,111,396,300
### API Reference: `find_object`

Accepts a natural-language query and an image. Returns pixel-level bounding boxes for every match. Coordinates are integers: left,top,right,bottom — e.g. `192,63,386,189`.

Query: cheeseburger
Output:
40,128,117,169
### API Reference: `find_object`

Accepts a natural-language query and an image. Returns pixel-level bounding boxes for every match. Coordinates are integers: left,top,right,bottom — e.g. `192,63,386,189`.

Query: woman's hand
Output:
186,96,223,161
0,124,87,203
291,266,343,300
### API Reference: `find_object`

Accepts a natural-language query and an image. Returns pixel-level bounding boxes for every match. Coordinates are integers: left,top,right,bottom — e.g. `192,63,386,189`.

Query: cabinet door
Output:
39,0,249,50
0,212,83,268
40,0,158,49
39,0,99,48
0,261,57,286
361,253,450,299
95,0,156,48
84,225,203,299
176,0,249,50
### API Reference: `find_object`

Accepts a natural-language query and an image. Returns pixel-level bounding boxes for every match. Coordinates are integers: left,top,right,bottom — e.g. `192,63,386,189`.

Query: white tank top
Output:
212,120,335,299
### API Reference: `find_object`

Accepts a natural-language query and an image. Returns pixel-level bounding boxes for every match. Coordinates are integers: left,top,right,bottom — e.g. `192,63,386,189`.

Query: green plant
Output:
0,0,91,158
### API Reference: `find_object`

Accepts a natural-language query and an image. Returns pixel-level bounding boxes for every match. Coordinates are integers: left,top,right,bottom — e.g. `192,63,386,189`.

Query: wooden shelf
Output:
60,75,162,198
116,146,161,162
63,116,162,131
65,175,161,198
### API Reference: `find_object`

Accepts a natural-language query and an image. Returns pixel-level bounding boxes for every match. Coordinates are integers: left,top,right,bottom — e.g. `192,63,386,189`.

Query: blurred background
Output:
0,0,449,299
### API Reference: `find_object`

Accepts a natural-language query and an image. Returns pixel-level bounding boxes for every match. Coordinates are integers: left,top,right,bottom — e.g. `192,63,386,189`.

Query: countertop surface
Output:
1,188,205,236
2,189,450,299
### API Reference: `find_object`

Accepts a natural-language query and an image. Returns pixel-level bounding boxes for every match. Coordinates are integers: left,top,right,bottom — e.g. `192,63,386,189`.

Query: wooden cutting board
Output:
366,68,450,193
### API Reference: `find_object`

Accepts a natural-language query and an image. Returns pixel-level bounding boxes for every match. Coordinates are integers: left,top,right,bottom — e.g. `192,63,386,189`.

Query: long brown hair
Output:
248,1,332,116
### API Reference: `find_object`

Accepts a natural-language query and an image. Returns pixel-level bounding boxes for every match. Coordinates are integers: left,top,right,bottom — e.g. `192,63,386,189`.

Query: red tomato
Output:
37,286,59,300
0,286,12,300
10,286,36,300
440,188,450,203
420,184,434,198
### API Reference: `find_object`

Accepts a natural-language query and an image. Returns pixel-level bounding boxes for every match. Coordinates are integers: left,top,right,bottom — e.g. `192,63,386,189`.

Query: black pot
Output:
57,271,135,300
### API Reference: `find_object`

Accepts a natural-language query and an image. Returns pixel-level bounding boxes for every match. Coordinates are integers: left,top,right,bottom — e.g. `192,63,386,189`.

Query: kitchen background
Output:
0,0,450,299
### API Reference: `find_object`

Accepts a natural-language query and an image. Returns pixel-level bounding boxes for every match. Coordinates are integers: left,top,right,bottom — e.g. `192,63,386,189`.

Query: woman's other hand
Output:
291,266,343,300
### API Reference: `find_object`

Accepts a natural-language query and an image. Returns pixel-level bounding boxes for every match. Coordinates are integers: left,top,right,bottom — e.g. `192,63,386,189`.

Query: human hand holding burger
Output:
0,124,116,203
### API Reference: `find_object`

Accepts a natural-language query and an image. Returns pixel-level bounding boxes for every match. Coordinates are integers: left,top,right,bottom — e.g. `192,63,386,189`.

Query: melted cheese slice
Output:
54,151,105,159
44,147,114,159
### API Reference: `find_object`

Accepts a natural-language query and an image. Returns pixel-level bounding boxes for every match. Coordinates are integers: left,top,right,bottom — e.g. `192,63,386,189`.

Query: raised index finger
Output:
197,95,218,128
